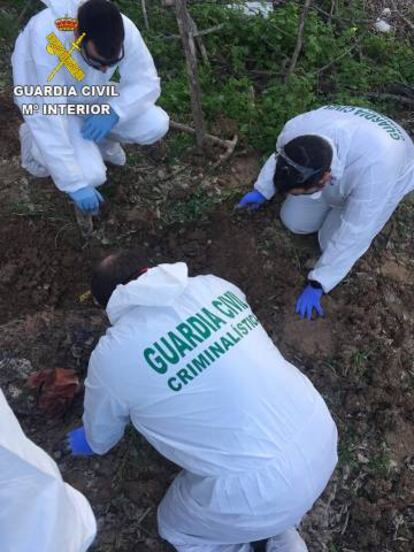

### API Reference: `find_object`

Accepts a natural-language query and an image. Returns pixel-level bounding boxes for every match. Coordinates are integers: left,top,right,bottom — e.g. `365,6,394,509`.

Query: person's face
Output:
75,30,122,73
288,171,332,196
84,40,109,72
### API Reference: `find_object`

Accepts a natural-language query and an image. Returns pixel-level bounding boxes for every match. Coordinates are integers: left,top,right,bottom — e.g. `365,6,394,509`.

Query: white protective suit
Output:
11,0,169,193
82,262,338,551
0,388,96,552
254,105,414,292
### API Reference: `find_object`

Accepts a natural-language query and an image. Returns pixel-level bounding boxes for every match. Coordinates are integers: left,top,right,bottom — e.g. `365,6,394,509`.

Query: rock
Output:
374,19,392,33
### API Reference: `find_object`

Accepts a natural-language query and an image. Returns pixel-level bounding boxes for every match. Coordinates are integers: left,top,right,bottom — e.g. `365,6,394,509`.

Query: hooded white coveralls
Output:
11,0,169,193
254,105,414,292
0,388,96,552
82,263,338,551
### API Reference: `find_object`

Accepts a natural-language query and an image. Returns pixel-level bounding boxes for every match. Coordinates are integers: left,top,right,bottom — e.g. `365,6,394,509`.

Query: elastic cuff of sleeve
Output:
254,187,275,201
308,279,323,290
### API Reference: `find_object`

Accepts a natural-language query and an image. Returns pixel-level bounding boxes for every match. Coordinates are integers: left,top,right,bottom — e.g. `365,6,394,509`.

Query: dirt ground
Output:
0,93,413,552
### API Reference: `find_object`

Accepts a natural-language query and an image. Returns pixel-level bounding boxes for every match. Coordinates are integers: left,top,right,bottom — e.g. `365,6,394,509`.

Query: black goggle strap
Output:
80,43,124,68
276,147,322,184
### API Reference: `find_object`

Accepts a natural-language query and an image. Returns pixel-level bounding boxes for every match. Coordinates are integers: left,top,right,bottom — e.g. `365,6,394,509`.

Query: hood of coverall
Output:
40,0,88,17
106,262,189,324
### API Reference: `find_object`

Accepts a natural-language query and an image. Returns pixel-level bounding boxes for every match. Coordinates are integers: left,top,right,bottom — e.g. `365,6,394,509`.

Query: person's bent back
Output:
77,251,337,551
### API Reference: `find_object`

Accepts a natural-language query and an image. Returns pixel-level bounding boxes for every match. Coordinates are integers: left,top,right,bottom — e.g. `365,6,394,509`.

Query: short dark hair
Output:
273,135,333,193
78,0,125,60
91,249,148,308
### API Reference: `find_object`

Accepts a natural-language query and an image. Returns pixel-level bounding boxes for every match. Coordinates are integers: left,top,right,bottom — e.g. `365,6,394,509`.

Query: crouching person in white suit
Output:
12,0,169,214
67,250,338,551
237,105,414,320
0,387,96,552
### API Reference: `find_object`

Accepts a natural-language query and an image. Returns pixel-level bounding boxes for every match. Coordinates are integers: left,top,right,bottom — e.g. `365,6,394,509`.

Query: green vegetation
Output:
164,187,239,225
351,350,370,377
118,0,414,153
2,1,414,155
367,450,391,478
337,427,358,469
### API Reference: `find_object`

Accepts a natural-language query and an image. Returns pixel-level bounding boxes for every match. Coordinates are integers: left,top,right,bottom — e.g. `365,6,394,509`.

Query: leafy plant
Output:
4,0,414,156
113,0,414,155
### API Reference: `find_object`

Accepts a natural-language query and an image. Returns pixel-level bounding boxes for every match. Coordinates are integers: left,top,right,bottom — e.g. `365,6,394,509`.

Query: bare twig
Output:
165,23,224,40
137,507,152,525
328,0,336,25
74,206,94,239
188,14,208,64
213,134,238,168
366,92,414,107
194,23,224,37
170,120,229,146
141,0,150,30
311,4,370,25
286,0,312,81
315,33,366,75
175,0,206,148
160,165,191,182
170,120,238,166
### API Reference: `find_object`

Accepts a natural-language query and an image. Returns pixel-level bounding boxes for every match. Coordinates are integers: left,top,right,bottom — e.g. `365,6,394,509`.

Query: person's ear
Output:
319,171,331,186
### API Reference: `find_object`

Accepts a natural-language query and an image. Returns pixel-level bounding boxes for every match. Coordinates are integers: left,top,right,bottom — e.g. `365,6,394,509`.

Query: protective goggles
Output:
276,146,322,185
80,42,125,69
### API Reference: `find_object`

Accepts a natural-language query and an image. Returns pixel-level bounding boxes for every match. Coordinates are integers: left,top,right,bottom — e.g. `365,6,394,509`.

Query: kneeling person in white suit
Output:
67,250,338,551
237,106,414,320
12,0,169,214
0,387,96,552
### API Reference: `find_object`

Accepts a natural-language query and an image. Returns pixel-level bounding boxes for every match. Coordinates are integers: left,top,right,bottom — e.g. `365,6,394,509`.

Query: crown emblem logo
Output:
55,16,78,32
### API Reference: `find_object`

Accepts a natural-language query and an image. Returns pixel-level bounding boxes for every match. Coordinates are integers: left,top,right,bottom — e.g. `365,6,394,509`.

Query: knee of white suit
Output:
115,106,169,145
280,195,329,236
279,202,311,235
146,107,170,144
88,164,107,188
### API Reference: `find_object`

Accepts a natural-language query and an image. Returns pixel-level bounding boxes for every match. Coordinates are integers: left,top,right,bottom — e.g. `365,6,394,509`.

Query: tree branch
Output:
170,120,238,166
175,0,206,148
141,0,150,30
315,33,365,75
286,0,312,81
366,92,414,107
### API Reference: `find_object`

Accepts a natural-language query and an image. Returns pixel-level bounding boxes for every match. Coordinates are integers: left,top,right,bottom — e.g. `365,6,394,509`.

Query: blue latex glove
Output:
69,186,104,214
236,190,267,211
67,426,95,456
81,107,119,143
296,284,324,320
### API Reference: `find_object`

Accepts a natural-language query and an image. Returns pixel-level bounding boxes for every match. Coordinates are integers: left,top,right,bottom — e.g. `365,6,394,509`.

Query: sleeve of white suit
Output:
253,153,277,199
12,27,88,193
83,345,130,455
0,388,97,552
308,164,394,292
109,16,161,122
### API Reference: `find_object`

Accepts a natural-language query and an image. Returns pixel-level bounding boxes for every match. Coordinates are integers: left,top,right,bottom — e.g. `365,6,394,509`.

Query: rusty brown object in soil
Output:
26,367,80,416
